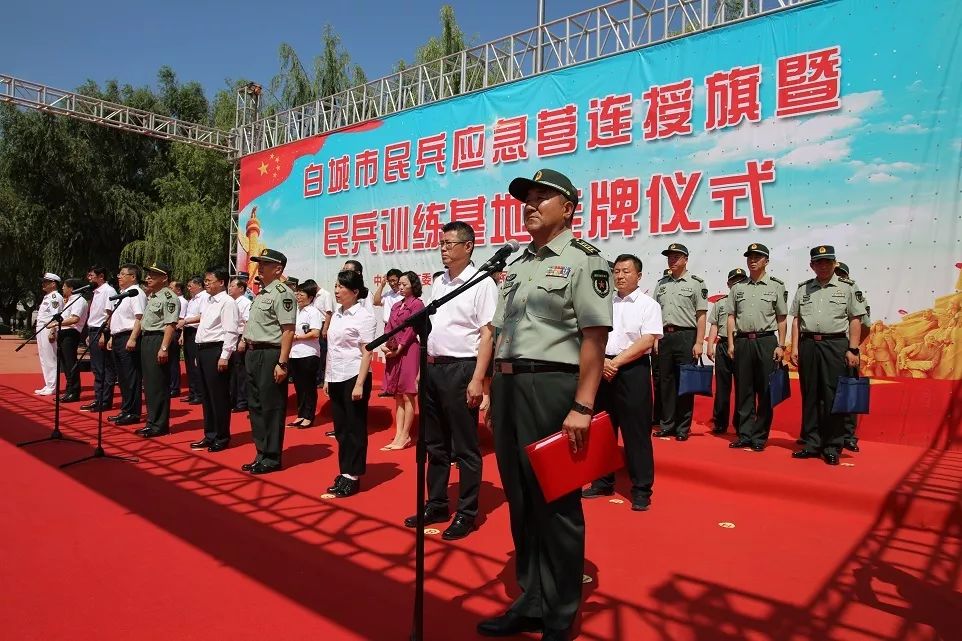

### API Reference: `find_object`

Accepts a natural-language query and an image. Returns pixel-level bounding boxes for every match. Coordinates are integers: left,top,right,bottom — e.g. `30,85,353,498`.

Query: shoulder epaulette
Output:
570,238,600,255
839,276,855,286
769,276,784,285
657,276,671,284
432,271,444,279
690,274,704,283
276,284,287,293
164,290,173,299
798,279,813,288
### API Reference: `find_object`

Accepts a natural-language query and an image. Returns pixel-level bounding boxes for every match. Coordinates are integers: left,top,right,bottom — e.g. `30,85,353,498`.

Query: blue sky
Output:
2,0,595,97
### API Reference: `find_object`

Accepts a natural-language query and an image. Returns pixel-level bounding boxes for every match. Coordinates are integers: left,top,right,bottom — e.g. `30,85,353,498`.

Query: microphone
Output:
71,284,92,293
108,289,139,302
477,239,521,272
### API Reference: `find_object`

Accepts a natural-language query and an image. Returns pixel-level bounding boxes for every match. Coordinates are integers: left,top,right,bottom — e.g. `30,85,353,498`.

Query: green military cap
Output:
727,268,747,282
835,262,850,276
743,242,770,257
810,245,836,261
144,262,173,278
285,276,299,287
509,168,579,207
250,248,288,267
661,243,689,257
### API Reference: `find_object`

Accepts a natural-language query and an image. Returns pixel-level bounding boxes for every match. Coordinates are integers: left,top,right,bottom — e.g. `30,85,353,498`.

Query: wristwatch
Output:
277,361,289,371
160,345,168,352
847,347,860,355
571,401,593,415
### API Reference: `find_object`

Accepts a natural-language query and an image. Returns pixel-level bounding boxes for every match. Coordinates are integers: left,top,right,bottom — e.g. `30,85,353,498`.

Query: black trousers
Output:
111,331,142,417
329,375,372,475
315,339,328,386
592,355,654,502
246,347,288,467
290,356,320,421
492,370,583,630
197,342,231,445
423,360,482,519
183,326,201,400
733,334,778,445
798,336,848,455
168,329,182,396
230,349,248,410
89,326,115,407
657,329,696,436
57,329,82,397
140,333,172,432
651,356,662,427
712,339,737,430
842,414,859,445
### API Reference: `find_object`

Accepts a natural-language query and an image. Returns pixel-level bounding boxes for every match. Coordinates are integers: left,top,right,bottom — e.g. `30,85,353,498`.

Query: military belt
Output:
197,341,224,351
141,330,164,336
426,355,476,365
246,341,281,350
663,325,696,333
800,332,847,341
495,359,579,375
735,331,775,339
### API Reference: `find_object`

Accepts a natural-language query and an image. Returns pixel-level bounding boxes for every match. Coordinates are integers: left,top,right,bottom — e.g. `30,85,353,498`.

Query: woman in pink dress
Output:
380,271,423,450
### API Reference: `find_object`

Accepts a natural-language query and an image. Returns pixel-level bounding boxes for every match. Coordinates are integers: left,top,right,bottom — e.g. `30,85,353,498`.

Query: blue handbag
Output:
769,364,791,408
832,369,871,414
679,357,713,396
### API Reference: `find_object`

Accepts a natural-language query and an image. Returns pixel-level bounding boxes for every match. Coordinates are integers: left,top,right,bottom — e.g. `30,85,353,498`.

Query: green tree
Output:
314,24,354,100
270,43,316,109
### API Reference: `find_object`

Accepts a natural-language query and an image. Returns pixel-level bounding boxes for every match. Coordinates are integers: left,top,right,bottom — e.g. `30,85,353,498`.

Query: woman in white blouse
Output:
323,270,376,498
288,280,324,428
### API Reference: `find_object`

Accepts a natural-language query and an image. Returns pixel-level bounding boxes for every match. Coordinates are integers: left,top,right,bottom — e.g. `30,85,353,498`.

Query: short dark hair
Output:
88,266,107,279
205,266,229,287
386,268,403,279
119,263,141,281
64,277,84,290
231,278,248,291
337,269,369,301
400,271,422,298
442,221,475,244
614,254,643,274
297,278,319,300
344,260,363,274
169,281,183,295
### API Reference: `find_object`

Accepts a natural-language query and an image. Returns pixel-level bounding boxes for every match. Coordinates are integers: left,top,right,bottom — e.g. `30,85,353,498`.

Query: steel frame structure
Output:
237,0,813,155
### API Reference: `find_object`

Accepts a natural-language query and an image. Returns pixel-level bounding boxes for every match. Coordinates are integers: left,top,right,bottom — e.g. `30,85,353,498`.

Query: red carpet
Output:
1,371,961,641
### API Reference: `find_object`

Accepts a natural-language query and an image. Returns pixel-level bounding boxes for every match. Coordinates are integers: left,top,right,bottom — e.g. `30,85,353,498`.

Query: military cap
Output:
42,272,62,283
285,276,300,287
727,268,747,282
144,262,173,278
743,243,770,257
250,248,288,267
509,168,579,207
661,243,689,257
835,262,850,276
810,245,836,261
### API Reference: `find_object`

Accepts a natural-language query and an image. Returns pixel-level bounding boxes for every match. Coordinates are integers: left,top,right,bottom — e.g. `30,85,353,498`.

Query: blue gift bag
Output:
769,365,791,408
832,370,871,414
679,358,713,396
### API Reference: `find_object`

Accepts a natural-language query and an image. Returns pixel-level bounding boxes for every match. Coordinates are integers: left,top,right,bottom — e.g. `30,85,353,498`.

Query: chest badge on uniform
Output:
166,302,176,314
283,299,294,312
591,270,610,297
546,265,572,278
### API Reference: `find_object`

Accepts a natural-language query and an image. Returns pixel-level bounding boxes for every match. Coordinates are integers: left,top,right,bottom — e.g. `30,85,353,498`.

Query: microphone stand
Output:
60,323,139,468
366,254,509,641
17,293,89,448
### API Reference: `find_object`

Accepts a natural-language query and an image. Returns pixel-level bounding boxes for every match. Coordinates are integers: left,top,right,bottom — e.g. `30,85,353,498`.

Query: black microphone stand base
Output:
60,445,138,468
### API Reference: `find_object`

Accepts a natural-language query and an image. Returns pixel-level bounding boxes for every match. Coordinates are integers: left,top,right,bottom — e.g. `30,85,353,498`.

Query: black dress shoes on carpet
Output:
653,429,676,438
241,461,258,472
207,442,229,453
114,415,141,426
249,462,281,475
136,427,169,438
441,514,475,540
333,477,360,497
477,611,543,636
822,452,840,465
843,439,860,452
791,449,820,459
729,439,751,448
404,508,451,528
190,438,213,450
581,486,614,499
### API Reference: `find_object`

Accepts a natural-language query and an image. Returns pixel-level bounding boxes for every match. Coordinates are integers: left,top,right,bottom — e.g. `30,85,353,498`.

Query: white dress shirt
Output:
379,288,403,323
195,291,240,360
62,294,89,333
290,305,324,359
109,285,146,333
88,283,117,327
234,294,252,337
178,295,188,320
605,287,664,356
36,291,65,327
326,302,376,383
313,288,334,315
184,294,209,327
425,265,498,358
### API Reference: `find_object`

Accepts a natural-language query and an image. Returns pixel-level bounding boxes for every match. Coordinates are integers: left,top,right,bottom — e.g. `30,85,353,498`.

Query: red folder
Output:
524,412,623,503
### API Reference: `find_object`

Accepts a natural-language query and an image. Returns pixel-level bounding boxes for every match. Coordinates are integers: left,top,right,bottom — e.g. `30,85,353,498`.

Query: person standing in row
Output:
288,280,324,428
405,222,497,539
373,268,404,325
705,268,747,434
167,280,186,398
230,277,252,412
191,266,239,452
790,246,866,465
34,273,64,396
81,266,117,412
653,244,707,441
57,278,89,402
179,276,206,405
134,263,180,438
324,269,376,497
480,169,612,641
726,244,788,452
834,261,870,453
313,279,334,388
583,254,662,512
380,271,424,451
241,249,296,475
108,264,147,426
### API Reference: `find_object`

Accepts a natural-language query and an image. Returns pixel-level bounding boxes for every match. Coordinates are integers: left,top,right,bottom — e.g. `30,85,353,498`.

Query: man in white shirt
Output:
342,260,376,315
57,278,90,402
108,263,147,425
230,277,252,412
34,272,64,395
81,266,117,411
583,254,663,512
313,281,334,387
403,221,497,541
191,266,240,452
179,276,208,404
373,269,404,323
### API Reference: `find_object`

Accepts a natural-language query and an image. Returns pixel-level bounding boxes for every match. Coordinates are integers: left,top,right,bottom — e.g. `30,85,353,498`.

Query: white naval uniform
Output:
36,290,65,392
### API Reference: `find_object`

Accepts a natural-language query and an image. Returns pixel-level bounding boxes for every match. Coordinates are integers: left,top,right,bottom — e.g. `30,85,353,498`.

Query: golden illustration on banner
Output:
236,206,266,285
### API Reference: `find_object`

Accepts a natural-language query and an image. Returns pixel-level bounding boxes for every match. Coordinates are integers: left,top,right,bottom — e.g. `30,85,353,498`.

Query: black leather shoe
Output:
582,486,614,499
231,406,248,413
241,460,258,472
729,439,751,448
675,433,690,442
631,499,651,512
750,443,765,452
79,402,98,411
207,441,229,453
404,508,451,528
653,429,676,438
477,611,543,636
59,394,80,403
188,399,202,406
327,475,347,493
107,413,125,422
250,462,281,475
823,452,840,465
115,415,141,426
190,438,213,450
134,427,152,437
140,428,170,438
333,477,360,497
542,627,573,641
843,440,860,453
792,449,820,459
442,514,475,540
